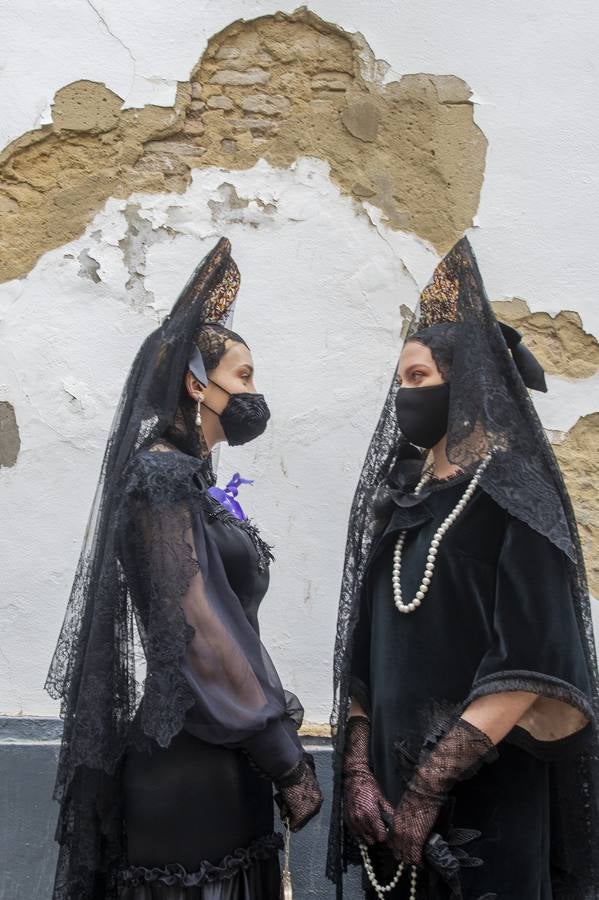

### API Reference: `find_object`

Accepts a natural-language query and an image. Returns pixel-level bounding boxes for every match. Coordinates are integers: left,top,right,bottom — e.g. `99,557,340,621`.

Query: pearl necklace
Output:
359,842,418,899
392,457,491,614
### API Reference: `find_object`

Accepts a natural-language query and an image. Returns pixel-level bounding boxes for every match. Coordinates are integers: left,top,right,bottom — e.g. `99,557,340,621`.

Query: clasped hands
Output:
343,714,495,867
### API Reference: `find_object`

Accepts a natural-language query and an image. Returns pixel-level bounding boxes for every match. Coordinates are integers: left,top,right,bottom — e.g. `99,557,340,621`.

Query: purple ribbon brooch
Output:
208,472,254,521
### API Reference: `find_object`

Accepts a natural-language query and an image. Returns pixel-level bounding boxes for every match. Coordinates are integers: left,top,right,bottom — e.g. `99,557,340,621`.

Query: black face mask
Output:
205,380,271,446
394,382,450,449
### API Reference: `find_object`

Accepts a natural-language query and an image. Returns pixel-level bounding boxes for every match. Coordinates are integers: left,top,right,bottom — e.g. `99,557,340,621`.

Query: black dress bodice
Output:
200,508,270,629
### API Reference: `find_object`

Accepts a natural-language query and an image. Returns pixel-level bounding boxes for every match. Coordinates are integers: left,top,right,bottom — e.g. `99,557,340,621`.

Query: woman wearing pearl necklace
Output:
326,238,599,899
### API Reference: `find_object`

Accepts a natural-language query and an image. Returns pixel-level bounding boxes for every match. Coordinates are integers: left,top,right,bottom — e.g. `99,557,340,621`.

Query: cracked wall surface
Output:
0,80,191,284
0,403,20,468
186,10,485,248
555,414,599,596
0,8,486,284
493,299,599,380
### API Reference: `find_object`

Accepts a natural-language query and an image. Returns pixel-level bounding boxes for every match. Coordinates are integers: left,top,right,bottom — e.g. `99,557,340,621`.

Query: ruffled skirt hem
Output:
119,833,282,899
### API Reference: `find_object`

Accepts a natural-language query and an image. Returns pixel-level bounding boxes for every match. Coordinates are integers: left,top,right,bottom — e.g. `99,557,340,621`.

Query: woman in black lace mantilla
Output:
46,238,322,900
327,238,599,899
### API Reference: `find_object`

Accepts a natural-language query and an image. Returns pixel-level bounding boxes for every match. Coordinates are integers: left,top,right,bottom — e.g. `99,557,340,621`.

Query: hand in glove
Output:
275,752,323,832
388,717,496,866
343,715,394,845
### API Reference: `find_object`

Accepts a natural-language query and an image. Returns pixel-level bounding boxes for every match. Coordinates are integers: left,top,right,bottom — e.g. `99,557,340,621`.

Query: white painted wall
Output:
1,1,598,721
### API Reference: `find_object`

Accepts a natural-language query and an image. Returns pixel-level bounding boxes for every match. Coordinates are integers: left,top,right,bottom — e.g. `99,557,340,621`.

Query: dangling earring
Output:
195,398,202,428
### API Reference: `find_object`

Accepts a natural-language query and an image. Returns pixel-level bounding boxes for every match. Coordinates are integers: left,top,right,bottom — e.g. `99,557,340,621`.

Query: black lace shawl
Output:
45,239,301,899
326,238,599,898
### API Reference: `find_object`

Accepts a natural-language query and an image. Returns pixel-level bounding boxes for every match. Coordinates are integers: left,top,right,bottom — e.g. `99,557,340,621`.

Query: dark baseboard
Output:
0,717,361,900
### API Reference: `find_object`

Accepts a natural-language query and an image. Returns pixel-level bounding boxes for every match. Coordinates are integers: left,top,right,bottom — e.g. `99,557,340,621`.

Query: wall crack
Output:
84,0,137,99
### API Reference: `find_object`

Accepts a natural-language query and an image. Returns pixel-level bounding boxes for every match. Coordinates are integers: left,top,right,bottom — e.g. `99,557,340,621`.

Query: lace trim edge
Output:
120,832,283,887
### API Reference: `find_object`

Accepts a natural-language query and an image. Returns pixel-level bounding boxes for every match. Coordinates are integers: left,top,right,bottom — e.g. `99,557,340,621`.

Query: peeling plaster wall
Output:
1,2,599,721
0,9,486,282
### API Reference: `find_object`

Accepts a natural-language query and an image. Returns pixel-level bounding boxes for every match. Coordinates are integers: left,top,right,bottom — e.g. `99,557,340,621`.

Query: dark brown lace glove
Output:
389,718,496,866
343,716,394,845
275,752,323,832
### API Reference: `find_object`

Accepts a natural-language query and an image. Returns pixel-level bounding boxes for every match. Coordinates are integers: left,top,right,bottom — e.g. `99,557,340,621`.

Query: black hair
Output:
406,322,458,381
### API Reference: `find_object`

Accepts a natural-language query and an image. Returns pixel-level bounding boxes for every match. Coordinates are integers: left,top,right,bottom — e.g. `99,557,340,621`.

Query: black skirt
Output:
120,729,282,900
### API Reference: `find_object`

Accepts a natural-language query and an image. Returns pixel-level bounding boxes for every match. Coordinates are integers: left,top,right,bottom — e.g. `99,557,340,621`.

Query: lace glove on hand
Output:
343,716,394,846
389,718,496,866
275,752,323,832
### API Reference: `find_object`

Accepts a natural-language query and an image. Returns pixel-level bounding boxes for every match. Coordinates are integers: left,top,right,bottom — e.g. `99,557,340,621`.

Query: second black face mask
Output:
394,382,450,449
206,381,271,446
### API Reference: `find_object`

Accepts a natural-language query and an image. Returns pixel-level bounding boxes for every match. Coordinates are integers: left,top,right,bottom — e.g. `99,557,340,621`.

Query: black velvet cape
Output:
350,474,593,899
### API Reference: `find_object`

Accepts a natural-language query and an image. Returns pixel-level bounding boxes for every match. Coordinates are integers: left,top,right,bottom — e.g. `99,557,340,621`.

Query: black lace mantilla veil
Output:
45,238,252,899
326,237,599,896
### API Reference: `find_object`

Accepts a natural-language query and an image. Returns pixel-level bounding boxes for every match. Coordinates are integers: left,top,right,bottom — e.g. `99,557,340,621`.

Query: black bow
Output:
497,322,547,393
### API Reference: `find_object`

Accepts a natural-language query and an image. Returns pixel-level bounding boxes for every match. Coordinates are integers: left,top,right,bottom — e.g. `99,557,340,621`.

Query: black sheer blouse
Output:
117,447,303,777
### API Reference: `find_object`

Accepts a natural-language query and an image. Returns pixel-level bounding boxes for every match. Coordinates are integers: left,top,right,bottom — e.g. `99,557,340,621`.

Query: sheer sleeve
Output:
119,451,303,778
468,513,593,753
